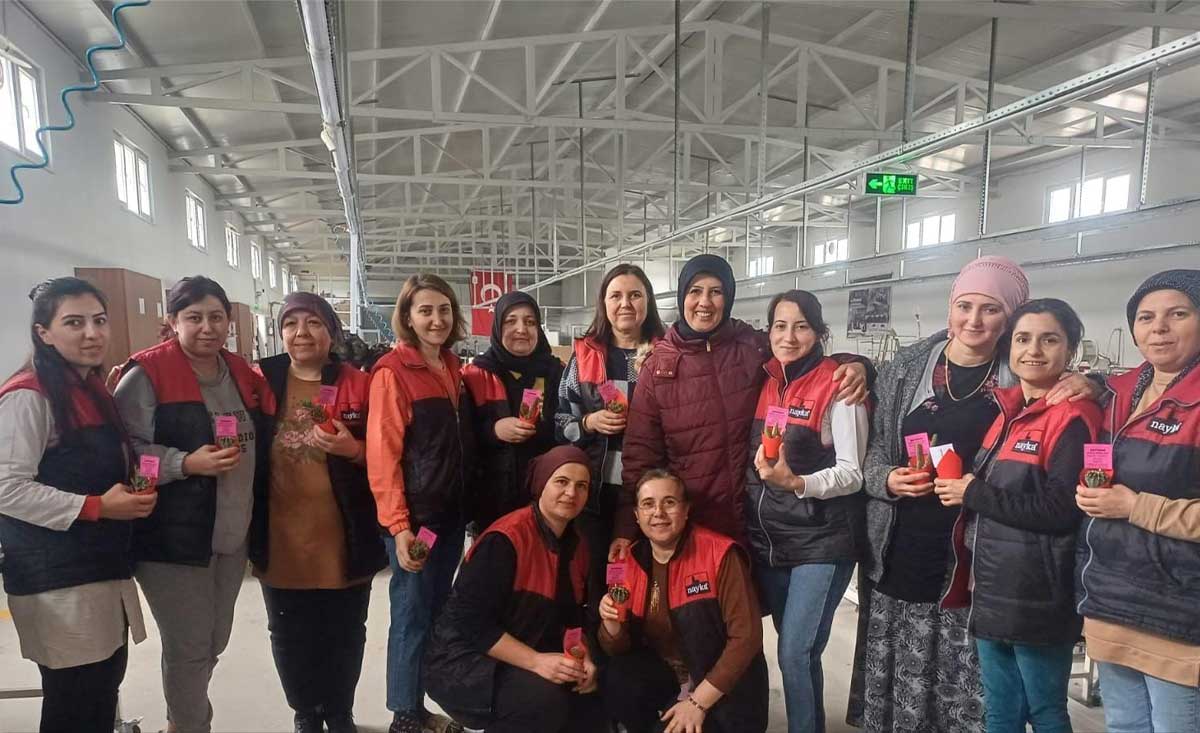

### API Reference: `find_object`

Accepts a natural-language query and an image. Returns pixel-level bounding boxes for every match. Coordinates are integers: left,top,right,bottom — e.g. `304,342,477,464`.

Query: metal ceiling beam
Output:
828,0,1200,31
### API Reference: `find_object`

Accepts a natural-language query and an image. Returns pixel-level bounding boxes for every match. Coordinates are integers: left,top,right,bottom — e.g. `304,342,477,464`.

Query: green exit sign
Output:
865,172,918,196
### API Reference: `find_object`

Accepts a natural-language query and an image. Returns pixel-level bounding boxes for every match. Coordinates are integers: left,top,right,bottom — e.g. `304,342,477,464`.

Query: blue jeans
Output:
384,526,464,714
975,638,1075,733
1098,660,1200,733
756,560,855,733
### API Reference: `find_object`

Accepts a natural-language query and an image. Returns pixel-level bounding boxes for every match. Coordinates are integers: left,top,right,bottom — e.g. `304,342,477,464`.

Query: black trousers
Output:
448,663,608,733
261,583,371,716
37,643,128,733
602,648,726,733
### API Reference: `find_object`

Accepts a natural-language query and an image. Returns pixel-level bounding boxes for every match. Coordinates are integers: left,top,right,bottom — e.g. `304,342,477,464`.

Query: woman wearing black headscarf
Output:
618,254,870,555
463,291,565,531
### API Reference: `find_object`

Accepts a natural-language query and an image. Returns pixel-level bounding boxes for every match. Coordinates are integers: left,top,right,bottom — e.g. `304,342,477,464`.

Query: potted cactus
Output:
608,584,631,622
1080,467,1113,488
908,441,934,475
519,388,543,425
762,405,788,461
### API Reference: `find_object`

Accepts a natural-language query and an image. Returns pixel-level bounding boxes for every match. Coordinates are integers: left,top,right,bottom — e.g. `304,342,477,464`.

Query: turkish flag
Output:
470,270,515,336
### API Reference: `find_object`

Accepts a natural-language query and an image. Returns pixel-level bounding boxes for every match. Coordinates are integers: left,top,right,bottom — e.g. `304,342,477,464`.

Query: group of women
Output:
0,252,1197,733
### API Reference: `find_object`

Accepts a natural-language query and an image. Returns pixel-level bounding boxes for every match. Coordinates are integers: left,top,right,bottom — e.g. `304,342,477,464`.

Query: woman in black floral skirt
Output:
848,257,1097,732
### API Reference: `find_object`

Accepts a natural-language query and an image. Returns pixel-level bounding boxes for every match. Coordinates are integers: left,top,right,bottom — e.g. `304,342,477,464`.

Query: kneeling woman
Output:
424,445,605,733
599,470,768,733
0,278,156,733
934,299,1101,733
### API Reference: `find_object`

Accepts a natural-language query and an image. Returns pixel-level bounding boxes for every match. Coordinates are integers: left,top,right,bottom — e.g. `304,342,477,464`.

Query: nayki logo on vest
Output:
788,400,815,421
1148,417,1182,436
1012,430,1043,456
685,572,712,598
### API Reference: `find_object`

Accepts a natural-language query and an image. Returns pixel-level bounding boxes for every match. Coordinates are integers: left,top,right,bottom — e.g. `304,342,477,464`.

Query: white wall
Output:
0,4,291,376
553,143,1200,368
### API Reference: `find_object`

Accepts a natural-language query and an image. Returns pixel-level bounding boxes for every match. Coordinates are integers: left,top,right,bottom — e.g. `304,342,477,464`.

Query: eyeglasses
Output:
637,497,684,514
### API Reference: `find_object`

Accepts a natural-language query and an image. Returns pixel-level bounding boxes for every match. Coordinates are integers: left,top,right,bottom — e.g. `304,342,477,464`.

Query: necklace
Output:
943,353,996,402
649,579,661,613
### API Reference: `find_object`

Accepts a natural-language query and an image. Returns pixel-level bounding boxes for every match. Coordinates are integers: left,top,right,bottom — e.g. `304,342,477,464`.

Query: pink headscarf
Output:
948,256,1029,327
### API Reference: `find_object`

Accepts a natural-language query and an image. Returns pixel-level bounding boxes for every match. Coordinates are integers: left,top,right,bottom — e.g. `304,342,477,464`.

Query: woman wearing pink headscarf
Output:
847,256,1098,732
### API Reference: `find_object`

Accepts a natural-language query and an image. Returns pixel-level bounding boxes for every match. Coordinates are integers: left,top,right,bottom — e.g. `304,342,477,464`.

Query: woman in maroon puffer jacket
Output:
614,254,871,558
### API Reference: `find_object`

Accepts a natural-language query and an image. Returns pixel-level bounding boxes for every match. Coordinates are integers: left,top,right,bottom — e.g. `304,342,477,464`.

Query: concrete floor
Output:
2,571,1109,733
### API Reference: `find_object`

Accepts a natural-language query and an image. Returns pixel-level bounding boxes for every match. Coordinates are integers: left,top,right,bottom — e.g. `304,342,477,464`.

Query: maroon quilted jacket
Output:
618,319,769,544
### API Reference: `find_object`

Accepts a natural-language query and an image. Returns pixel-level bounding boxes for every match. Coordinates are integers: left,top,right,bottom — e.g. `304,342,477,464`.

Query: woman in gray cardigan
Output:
846,257,1096,733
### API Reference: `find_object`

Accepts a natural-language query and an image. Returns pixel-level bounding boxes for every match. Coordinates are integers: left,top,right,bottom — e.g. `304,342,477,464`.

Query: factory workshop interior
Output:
2,1,1200,732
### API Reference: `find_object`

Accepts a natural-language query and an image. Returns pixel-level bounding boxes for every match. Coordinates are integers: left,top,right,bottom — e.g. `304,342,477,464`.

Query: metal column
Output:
1139,1,1163,207
901,0,919,144
978,10,999,237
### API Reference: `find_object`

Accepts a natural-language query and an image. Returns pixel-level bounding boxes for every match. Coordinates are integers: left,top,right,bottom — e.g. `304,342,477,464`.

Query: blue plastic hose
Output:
0,0,151,205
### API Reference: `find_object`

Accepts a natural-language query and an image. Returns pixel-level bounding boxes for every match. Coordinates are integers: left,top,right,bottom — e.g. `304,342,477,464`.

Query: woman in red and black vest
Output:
1,277,156,733
1074,270,1200,732
252,292,386,733
746,290,869,733
424,445,606,733
463,290,564,531
599,469,768,733
555,263,665,616
934,299,1101,733
114,276,272,733
367,273,472,733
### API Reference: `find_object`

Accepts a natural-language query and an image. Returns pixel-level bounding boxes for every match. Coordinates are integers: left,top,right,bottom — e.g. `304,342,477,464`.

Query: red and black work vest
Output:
745,355,864,567
945,385,1101,645
0,372,133,596
1078,364,1200,644
252,354,385,581
622,525,769,733
424,504,589,718
123,338,272,566
371,344,467,530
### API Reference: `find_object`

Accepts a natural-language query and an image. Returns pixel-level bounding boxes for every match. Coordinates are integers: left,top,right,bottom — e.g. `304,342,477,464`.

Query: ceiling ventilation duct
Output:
295,0,364,332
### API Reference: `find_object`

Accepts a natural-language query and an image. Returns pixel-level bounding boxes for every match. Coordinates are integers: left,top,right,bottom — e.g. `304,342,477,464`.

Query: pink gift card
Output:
563,627,584,657
765,405,789,433
598,381,622,403
1084,443,1113,470
905,432,932,458
139,455,160,480
318,385,338,406
606,562,626,585
519,388,542,422
214,416,238,438
416,526,438,550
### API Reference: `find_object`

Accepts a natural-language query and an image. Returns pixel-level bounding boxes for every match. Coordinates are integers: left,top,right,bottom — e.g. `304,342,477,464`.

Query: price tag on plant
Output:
132,455,160,493
905,433,933,473
315,385,339,434
214,416,239,450
408,527,438,562
1081,443,1114,488
762,406,788,460
606,562,626,585
598,381,628,414
563,627,585,660
519,388,543,425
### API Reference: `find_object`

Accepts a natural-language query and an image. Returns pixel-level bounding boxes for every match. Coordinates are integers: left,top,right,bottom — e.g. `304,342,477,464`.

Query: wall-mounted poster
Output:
847,286,892,336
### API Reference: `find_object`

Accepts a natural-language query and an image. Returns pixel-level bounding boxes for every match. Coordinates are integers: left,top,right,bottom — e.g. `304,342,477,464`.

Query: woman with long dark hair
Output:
556,263,665,614
0,277,156,733
114,275,272,733
746,290,869,733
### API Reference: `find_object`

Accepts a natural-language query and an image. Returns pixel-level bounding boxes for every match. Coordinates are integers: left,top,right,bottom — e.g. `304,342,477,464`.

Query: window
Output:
1045,172,1131,223
268,257,278,289
280,264,291,293
250,242,262,280
906,213,955,248
812,238,847,266
748,256,774,278
185,191,206,250
224,225,240,269
0,49,43,158
114,137,152,218
290,275,299,293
